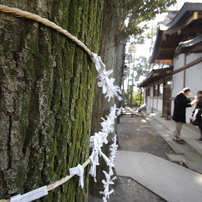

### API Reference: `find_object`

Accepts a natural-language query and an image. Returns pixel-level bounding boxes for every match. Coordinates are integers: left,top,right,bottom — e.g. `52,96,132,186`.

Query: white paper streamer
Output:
69,164,84,188
108,135,118,176
101,105,120,135
99,134,118,201
91,52,122,101
89,149,99,182
89,133,110,182
91,52,105,73
10,186,48,202
91,52,122,201
100,171,116,201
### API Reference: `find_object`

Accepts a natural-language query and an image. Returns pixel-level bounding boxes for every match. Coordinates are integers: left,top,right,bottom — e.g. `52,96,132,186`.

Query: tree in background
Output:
125,88,144,107
118,0,176,109
118,0,176,40
90,0,176,198
124,42,151,107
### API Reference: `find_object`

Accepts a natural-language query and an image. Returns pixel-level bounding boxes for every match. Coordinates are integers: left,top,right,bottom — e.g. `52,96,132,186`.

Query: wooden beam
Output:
154,59,172,64
185,12,198,26
153,72,160,76
156,54,173,60
198,11,202,18
172,56,202,75
159,47,175,50
179,26,202,35
166,12,200,35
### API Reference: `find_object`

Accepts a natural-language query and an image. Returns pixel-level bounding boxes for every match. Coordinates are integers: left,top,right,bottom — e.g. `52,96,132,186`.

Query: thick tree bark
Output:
90,0,123,197
116,40,126,123
0,0,103,201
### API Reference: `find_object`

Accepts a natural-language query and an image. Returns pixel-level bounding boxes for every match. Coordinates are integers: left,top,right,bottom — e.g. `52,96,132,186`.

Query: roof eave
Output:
138,67,173,87
149,29,163,63
175,34,202,54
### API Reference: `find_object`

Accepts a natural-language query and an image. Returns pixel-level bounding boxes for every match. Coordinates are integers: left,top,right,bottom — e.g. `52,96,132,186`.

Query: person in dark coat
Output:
192,91,202,141
172,87,196,144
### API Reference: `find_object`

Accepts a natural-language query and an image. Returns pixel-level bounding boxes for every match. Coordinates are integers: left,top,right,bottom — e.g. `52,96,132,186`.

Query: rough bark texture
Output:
116,40,126,124
90,0,120,197
0,0,103,201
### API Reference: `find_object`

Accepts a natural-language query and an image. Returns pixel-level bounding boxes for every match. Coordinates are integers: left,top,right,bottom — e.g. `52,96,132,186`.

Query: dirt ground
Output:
89,113,174,202
117,115,174,160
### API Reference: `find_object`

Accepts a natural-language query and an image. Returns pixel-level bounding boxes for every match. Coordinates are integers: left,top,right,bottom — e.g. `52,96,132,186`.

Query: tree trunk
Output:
116,40,126,123
90,0,122,197
0,0,103,201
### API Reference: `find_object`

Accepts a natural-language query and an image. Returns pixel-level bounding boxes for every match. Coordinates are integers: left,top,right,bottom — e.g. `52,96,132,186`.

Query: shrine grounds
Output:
89,112,172,202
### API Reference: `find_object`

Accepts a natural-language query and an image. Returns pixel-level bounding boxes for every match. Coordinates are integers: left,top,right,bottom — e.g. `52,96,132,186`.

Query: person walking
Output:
192,91,202,141
172,87,196,144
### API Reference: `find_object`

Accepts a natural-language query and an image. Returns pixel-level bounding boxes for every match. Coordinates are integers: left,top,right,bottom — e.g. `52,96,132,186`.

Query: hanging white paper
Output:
69,164,84,189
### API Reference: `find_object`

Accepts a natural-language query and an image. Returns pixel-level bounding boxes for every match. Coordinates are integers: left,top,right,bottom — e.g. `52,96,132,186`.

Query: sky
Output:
136,0,202,59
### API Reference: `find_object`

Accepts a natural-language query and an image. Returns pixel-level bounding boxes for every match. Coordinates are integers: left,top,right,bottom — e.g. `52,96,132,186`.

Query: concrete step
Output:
115,151,202,202
185,138,202,157
145,113,202,174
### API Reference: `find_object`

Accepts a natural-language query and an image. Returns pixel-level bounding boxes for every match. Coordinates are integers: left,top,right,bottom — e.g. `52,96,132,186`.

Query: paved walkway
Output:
115,108,202,202
146,112,202,173
115,151,202,202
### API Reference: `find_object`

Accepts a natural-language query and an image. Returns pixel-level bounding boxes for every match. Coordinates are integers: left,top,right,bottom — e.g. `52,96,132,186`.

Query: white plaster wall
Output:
171,100,174,120
186,53,202,64
172,71,184,97
171,53,202,122
157,98,163,111
153,98,158,110
153,97,163,112
146,96,163,114
150,86,153,96
173,54,185,70
151,96,154,112
147,97,155,113
146,97,152,114
185,62,202,123
185,62,202,96
143,88,146,104
146,87,154,113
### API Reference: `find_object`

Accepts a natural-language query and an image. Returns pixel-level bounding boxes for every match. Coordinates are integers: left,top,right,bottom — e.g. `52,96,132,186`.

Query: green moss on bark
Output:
0,0,104,201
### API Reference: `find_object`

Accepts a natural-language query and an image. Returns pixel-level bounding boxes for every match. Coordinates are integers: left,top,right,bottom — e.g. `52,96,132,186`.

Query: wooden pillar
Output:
183,54,187,87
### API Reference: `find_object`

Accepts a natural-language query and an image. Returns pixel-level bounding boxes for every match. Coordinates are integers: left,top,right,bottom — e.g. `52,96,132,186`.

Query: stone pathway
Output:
114,107,202,202
146,112,202,173
115,151,202,202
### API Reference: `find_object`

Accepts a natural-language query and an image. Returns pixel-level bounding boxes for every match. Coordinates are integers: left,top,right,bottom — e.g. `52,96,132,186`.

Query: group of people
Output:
172,88,202,144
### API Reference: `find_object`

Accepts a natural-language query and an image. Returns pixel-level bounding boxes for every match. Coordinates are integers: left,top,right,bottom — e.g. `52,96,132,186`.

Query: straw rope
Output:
0,159,91,201
0,4,110,201
47,159,90,191
0,4,92,56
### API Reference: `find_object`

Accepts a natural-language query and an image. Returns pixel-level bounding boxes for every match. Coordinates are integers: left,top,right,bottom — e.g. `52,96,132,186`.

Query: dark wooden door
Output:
162,83,171,119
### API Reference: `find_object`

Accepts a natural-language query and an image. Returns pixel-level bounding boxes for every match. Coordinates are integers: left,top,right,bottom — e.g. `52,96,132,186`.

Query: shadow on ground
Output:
89,176,166,202
117,115,174,160
89,113,173,201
